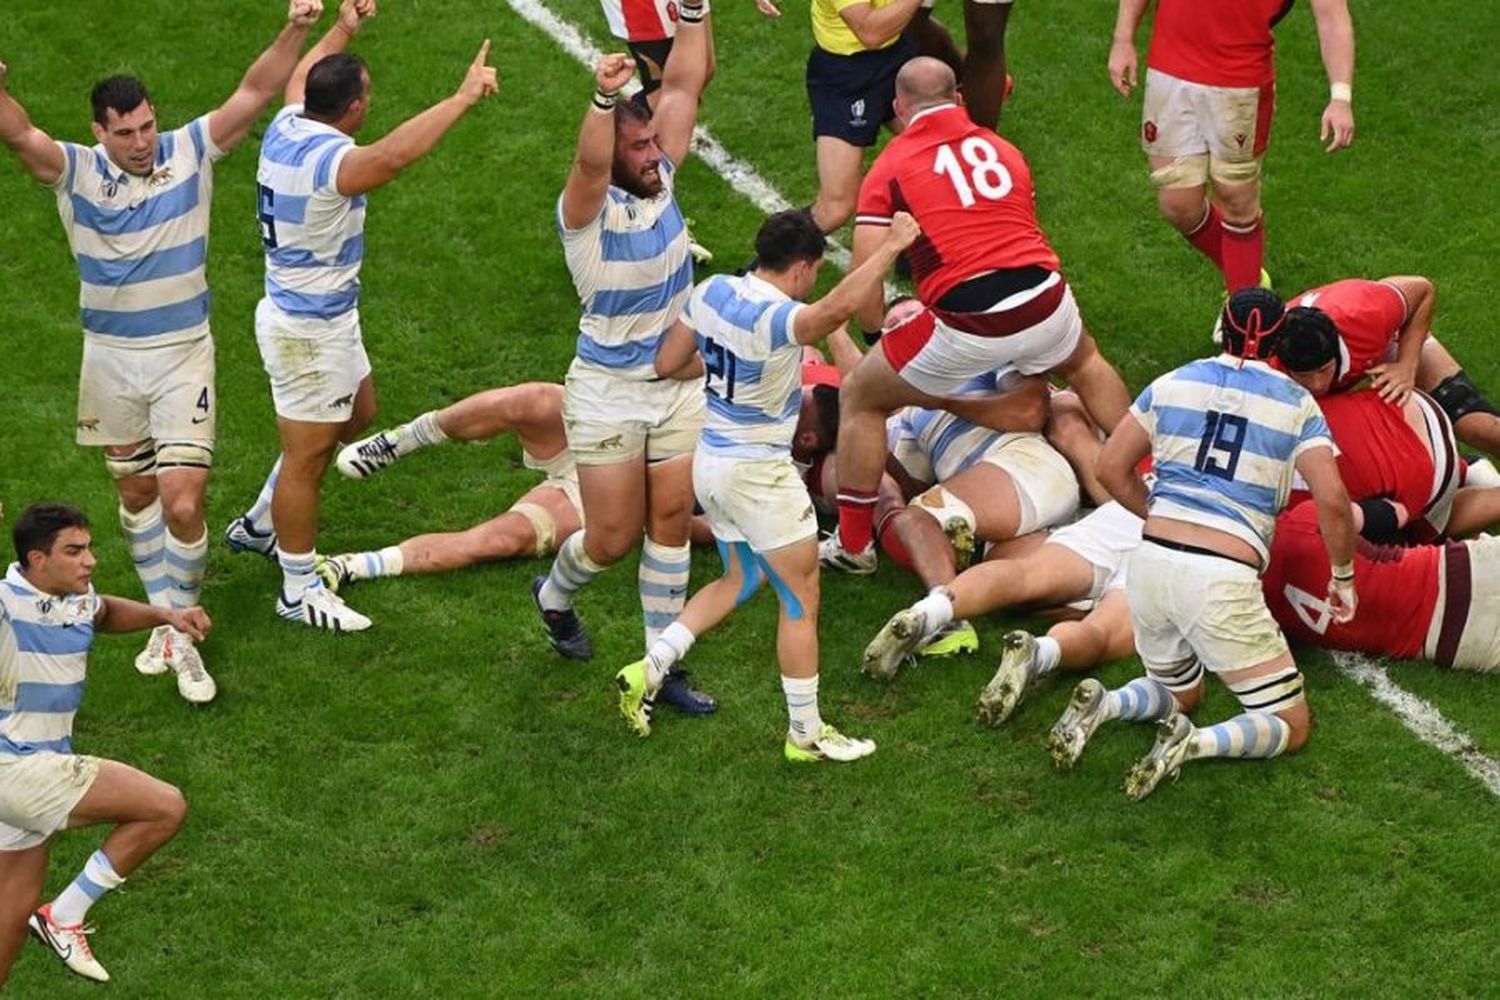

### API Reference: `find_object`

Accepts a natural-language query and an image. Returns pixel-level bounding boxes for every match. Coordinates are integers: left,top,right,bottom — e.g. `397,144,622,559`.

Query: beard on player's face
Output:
612,155,663,198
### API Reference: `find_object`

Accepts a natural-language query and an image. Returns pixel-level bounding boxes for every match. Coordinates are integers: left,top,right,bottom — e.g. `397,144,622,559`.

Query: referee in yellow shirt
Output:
805,0,922,234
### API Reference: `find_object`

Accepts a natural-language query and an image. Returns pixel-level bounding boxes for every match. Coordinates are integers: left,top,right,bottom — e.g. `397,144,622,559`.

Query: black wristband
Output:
860,326,883,347
592,88,619,112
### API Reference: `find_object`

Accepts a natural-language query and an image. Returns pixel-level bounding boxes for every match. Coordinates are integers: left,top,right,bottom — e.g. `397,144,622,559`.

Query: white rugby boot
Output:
783,724,876,763
276,583,372,632
224,515,278,559
1124,712,1195,801
977,630,1038,726
862,607,932,680
1046,678,1111,770
167,631,217,704
134,624,172,676
818,534,877,575
336,428,405,480
29,904,109,982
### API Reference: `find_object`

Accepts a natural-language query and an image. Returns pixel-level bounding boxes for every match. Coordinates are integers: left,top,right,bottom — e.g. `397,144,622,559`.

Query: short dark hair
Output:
1218,287,1285,360
90,75,150,126
13,504,90,566
754,209,827,273
304,53,369,121
613,98,653,132
1275,305,1341,373
809,383,841,451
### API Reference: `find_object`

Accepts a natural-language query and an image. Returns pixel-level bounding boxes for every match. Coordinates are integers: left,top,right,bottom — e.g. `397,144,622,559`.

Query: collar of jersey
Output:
4,563,44,597
907,103,961,128
88,147,134,187
742,271,791,301
1214,354,1279,375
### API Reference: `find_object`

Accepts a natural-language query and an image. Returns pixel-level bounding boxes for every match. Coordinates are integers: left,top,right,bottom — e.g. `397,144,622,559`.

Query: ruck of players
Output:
5,0,1500,989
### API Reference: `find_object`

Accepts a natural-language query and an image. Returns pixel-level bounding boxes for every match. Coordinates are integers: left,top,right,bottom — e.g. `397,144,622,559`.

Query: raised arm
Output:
335,39,498,197
849,223,891,333
794,213,921,344
837,0,923,52
286,0,377,107
1309,0,1355,152
651,0,712,168
1108,0,1151,97
560,55,635,232
1368,275,1433,406
0,60,65,185
1095,412,1152,519
208,0,325,153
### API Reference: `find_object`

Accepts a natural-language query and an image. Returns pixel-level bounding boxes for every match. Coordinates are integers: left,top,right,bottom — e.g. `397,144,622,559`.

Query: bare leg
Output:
811,137,865,234
1048,588,1135,672
961,0,1012,130
1417,339,1500,458
0,844,48,986
66,761,187,877
948,542,1096,619
1052,330,1131,435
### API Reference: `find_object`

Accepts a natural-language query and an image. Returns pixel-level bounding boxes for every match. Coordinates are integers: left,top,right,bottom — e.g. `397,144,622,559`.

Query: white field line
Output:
503,0,855,270
1333,652,1500,799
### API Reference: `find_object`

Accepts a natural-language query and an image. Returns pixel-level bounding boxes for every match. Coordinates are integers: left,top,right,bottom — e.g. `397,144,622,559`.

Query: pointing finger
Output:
474,38,492,67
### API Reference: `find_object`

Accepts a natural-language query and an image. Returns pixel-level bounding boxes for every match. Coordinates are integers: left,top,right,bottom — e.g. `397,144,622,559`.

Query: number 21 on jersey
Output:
702,337,737,402
932,137,1013,208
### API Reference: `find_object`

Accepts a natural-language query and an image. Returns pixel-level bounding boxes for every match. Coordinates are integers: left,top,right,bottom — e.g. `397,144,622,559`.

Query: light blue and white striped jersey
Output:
1132,355,1333,565
257,104,366,329
0,564,98,756
50,115,224,348
888,370,1029,483
681,273,805,458
558,156,693,380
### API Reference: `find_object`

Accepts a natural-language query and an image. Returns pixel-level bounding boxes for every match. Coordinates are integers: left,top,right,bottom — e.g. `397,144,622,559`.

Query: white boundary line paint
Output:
503,0,855,270
1332,652,1500,799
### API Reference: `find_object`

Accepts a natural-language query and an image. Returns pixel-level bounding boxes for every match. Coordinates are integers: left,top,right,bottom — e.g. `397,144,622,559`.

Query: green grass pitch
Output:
3,0,1500,994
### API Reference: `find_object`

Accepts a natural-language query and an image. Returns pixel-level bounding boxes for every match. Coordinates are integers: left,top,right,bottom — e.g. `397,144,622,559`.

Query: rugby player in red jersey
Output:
1264,501,1500,672
1109,0,1355,293
1277,275,1500,457
823,56,1131,573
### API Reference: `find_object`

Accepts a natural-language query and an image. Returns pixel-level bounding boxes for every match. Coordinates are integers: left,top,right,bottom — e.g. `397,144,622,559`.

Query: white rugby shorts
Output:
1048,501,1144,610
0,752,100,851
976,434,1079,535
255,299,371,423
1141,68,1275,167
562,363,705,465
76,334,216,448
1127,539,1290,678
693,451,818,553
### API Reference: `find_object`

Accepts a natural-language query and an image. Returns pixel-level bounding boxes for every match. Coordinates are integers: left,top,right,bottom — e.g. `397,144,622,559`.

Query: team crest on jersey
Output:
1234,132,1248,148
1142,121,1158,143
850,99,867,128
149,166,175,188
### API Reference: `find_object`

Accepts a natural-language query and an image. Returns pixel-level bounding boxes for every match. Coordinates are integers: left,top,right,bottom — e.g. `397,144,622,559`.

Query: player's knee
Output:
585,527,635,566
105,441,158,483
1208,162,1262,210
1431,371,1500,424
152,782,189,833
813,188,857,232
1277,700,1312,753
1150,155,1209,197
160,494,205,538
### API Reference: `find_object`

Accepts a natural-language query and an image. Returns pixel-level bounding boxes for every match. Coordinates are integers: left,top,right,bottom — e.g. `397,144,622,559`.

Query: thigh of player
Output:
75,338,152,448
1176,552,1290,675
1198,80,1275,188
0,752,101,852
979,434,1080,536
255,303,371,425
1449,535,1500,672
1140,69,1214,162
694,451,818,554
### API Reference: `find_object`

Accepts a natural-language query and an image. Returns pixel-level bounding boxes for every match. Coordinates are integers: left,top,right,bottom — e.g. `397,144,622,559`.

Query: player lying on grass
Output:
864,500,1143,721
324,381,713,715
1056,287,1358,801
1290,386,1500,543
614,208,919,761
1276,275,1500,458
0,504,208,986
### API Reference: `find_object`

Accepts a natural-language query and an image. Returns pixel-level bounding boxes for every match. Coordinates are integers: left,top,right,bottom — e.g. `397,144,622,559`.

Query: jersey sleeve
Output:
756,301,804,352
185,114,227,165
311,139,355,196
48,141,86,193
855,156,894,226
1128,380,1159,436
1290,396,1336,461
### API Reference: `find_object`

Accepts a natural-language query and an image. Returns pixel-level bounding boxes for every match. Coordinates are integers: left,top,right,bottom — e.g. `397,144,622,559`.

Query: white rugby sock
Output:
1032,636,1062,679
645,622,695,689
120,501,172,609
403,411,448,451
1187,711,1291,760
51,850,125,927
782,674,823,743
639,538,690,649
163,528,208,608
911,589,954,636
278,548,319,599
348,546,405,581
1102,677,1176,723
245,456,282,534
539,534,604,611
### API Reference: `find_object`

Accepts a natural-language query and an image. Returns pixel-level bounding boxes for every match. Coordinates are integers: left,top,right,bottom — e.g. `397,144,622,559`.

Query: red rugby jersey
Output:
1287,279,1410,391
1264,502,1439,659
855,104,1060,305
1146,0,1292,88
1319,390,1435,517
